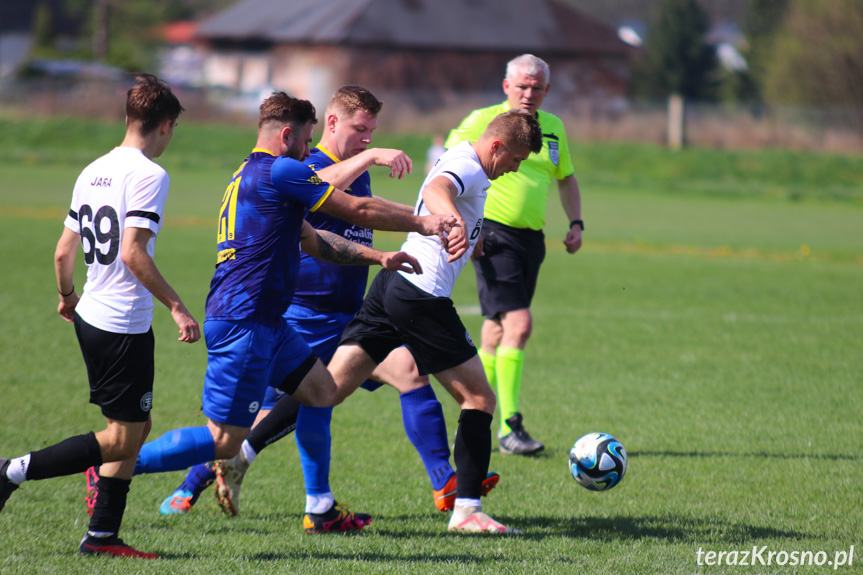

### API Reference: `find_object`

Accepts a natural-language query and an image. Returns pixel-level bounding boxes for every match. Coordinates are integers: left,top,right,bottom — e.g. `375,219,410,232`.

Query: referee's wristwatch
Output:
569,219,584,231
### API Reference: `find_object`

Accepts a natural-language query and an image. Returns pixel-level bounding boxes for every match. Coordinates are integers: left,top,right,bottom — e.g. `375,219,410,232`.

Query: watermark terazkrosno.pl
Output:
696,546,854,569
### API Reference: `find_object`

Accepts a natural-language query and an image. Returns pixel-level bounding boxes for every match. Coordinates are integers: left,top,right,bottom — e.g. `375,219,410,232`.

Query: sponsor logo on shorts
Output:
140,392,153,412
465,329,475,347
248,401,260,414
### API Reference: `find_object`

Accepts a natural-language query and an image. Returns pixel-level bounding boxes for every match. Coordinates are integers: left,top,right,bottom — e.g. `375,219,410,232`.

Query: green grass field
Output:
1,117,862,574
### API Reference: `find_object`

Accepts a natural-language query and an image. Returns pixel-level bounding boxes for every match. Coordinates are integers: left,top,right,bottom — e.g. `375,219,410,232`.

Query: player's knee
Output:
482,388,497,413
329,383,354,407
295,381,335,408
387,375,428,394
304,391,335,408
502,323,531,348
481,321,503,348
208,422,246,458
212,435,244,459
290,360,340,407
501,310,532,342
113,438,143,461
511,320,533,341
458,385,496,413
321,382,342,407
98,423,150,461
292,385,338,408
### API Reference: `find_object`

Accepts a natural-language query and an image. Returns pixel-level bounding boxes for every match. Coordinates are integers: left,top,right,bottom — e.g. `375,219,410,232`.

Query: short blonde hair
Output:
326,85,383,118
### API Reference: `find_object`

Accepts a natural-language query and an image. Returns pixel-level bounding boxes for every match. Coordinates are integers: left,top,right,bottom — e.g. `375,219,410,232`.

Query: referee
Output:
445,54,583,455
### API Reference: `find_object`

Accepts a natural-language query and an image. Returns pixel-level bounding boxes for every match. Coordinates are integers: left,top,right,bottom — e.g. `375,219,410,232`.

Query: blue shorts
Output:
262,303,382,410
203,318,316,427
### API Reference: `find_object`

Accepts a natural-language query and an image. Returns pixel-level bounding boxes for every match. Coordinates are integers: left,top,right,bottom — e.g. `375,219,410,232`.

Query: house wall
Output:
199,42,631,116
343,48,630,105
270,45,350,109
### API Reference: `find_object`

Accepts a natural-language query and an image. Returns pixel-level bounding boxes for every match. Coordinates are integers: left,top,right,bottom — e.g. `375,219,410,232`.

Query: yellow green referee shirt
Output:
444,101,574,231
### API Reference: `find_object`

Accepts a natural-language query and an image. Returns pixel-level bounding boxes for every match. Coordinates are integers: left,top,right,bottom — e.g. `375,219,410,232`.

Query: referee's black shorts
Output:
471,219,546,319
339,270,477,376
74,313,155,423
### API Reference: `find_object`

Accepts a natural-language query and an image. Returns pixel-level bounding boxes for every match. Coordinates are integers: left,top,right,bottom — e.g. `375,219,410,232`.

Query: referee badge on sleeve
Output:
465,329,475,348
549,140,559,166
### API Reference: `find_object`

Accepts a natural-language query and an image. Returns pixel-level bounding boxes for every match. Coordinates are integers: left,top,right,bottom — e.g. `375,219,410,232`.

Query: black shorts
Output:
74,313,155,423
472,219,546,319
339,270,477,376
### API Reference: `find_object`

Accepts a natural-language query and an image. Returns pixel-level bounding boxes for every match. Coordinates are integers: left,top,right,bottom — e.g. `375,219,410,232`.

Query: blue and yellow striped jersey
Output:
205,149,333,326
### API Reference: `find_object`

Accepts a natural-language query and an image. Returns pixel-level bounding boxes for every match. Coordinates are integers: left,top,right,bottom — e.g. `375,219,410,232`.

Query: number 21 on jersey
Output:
217,161,246,244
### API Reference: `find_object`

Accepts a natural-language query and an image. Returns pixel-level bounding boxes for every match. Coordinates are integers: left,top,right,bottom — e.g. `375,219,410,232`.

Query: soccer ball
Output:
569,432,627,491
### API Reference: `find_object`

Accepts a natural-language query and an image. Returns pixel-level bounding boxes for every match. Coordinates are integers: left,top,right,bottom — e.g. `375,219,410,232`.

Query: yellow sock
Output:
477,348,497,389
495,347,524,435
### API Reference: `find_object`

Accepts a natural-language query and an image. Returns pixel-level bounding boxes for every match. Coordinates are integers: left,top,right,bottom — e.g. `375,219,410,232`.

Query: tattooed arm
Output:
299,220,423,274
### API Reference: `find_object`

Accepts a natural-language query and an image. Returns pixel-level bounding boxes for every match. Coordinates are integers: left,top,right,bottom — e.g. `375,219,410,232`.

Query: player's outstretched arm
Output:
318,189,456,240
374,195,415,214
421,176,468,262
121,227,201,343
299,221,422,274
316,148,413,187
55,226,81,322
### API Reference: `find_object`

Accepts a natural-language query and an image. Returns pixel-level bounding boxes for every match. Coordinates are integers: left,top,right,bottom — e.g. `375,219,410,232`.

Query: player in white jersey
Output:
0,74,200,559
71,148,171,332
325,110,543,534
400,139,490,296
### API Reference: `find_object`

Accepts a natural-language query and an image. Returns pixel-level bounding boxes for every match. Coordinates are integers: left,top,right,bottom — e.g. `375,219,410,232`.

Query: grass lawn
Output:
0,117,861,574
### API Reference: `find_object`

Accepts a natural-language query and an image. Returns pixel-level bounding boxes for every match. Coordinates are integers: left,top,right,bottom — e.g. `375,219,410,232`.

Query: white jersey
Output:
398,141,490,297
64,147,169,334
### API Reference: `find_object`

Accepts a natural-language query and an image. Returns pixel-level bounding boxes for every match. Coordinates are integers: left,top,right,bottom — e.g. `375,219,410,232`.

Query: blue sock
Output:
180,462,217,503
134,427,215,475
401,385,453,491
295,405,333,495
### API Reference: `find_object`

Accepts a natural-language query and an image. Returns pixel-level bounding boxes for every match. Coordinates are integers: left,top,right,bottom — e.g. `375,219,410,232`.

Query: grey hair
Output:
505,54,550,82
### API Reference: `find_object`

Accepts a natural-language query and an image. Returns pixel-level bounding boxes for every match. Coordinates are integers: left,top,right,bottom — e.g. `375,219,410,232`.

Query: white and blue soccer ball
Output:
569,432,627,491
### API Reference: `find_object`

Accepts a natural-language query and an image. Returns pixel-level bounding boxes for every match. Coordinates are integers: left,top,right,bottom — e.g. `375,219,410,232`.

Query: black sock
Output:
88,475,130,536
453,409,493,500
246,394,301,453
26,431,103,481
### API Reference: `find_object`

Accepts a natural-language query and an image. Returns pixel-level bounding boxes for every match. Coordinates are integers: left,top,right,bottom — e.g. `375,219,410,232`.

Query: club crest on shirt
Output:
548,140,559,166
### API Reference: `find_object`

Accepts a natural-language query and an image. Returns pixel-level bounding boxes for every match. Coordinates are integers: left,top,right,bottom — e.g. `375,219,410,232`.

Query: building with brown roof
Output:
194,0,634,118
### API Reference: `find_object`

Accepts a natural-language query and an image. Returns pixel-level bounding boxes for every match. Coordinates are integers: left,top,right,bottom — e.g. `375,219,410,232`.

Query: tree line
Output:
626,0,862,106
